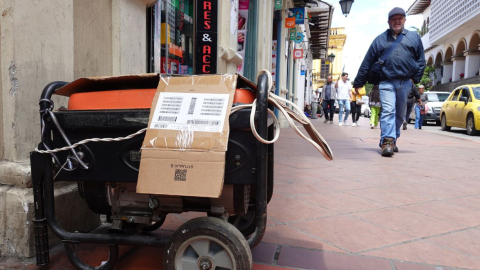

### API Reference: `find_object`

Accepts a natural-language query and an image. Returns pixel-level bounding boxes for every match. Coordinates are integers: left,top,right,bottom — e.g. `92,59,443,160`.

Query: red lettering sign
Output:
203,55,210,63
203,65,211,73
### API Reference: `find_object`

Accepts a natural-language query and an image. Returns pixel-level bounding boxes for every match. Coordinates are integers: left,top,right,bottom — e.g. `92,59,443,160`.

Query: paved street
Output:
2,115,480,270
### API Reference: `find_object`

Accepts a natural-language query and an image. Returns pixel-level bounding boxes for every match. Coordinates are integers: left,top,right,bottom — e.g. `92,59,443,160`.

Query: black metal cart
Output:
30,73,274,269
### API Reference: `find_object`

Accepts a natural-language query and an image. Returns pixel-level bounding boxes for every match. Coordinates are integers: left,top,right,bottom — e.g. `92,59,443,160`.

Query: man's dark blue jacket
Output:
353,29,426,88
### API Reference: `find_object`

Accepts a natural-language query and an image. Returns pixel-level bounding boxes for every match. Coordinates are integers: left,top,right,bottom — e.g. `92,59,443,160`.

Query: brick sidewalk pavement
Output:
3,116,480,270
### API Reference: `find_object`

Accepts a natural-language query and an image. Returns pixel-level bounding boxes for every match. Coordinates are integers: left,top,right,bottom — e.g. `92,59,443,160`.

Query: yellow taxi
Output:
440,84,480,135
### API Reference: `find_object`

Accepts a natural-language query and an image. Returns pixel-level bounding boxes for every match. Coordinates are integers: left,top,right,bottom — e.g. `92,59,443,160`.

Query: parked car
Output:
409,91,450,125
440,84,480,136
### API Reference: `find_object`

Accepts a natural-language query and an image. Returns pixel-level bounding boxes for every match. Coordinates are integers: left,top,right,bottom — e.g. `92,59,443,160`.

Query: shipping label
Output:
150,92,229,132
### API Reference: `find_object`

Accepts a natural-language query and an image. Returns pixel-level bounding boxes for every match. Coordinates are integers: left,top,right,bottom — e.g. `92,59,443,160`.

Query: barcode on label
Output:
174,169,187,181
158,116,177,122
187,120,221,126
188,98,197,114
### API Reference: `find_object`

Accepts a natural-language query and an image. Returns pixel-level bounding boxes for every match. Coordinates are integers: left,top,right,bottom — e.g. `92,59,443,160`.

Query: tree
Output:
420,66,436,89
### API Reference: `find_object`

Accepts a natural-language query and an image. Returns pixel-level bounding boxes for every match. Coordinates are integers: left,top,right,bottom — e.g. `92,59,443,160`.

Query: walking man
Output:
311,90,318,119
321,76,337,124
335,72,352,126
353,7,425,157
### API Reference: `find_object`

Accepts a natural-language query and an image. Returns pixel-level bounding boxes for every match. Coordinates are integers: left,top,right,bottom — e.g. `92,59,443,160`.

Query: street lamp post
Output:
339,0,354,17
328,53,336,77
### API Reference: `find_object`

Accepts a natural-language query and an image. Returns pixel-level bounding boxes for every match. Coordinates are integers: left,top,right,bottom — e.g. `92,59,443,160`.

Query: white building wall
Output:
430,0,480,44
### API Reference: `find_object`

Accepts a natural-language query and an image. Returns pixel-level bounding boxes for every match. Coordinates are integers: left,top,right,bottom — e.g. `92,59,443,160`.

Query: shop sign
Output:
285,17,295,28
293,49,303,59
288,7,305,25
274,0,283,10
195,0,218,74
294,31,304,44
289,28,296,40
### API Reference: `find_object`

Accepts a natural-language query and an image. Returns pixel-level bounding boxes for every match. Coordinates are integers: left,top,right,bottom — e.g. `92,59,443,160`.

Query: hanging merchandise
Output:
293,49,304,59
294,31,304,44
285,17,295,28
274,0,283,10
272,40,277,79
289,28,296,40
237,0,249,75
288,7,305,25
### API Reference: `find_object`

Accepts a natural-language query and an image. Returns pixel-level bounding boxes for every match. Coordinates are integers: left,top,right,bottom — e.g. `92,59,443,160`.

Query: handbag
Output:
367,33,404,85
356,99,365,105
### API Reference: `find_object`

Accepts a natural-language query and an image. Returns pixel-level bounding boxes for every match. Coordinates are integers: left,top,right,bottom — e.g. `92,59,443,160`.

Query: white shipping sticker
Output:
150,92,230,132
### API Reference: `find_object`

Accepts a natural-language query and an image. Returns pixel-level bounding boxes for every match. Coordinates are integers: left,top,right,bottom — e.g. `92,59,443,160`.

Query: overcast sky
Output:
322,0,424,80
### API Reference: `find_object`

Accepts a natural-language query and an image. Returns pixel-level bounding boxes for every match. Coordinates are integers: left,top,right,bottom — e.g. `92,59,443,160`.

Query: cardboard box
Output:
54,73,241,198
136,74,238,198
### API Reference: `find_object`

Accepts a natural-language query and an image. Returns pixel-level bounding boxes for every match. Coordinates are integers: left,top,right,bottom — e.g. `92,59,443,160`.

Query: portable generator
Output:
31,73,274,269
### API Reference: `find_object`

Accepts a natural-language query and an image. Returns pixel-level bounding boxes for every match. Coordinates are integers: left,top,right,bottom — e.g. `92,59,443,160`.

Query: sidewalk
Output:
3,116,480,270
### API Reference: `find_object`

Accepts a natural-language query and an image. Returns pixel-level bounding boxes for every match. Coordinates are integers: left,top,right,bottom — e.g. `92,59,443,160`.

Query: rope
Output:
35,128,148,154
35,70,333,161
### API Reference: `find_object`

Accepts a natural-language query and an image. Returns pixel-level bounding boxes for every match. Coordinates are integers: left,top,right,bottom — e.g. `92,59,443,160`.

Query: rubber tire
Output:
466,114,479,136
163,217,252,270
228,210,257,238
441,114,451,131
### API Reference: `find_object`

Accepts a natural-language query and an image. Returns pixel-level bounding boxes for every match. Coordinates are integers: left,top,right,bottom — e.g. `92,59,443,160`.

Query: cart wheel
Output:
228,210,257,238
164,217,252,270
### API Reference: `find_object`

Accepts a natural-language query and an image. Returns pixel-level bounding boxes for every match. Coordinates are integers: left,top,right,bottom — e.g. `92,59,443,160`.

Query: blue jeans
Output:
378,79,412,146
415,105,425,128
337,99,351,123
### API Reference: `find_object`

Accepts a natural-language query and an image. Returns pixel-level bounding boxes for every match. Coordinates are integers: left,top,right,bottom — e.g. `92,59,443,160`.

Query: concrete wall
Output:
74,0,113,78
0,0,155,259
0,0,75,163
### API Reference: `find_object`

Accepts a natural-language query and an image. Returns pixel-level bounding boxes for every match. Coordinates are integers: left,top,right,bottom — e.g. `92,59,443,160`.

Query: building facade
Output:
407,0,480,91
328,27,347,79
311,27,346,92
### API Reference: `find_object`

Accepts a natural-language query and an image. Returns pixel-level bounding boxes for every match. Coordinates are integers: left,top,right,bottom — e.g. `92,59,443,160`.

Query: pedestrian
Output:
403,83,421,130
368,85,381,129
414,85,427,129
350,85,366,126
311,90,318,119
320,75,337,124
353,7,425,157
335,72,352,126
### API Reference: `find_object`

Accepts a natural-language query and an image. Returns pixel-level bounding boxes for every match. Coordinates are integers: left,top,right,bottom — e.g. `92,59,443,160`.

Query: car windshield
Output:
474,87,480,100
427,93,449,102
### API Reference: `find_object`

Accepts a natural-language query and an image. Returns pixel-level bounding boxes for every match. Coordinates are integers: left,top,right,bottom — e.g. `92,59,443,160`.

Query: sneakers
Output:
352,122,357,127
344,122,349,126
370,124,374,129
381,137,394,157
403,121,407,130
324,119,329,123
357,122,360,126
339,122,343,126
330,121,333,124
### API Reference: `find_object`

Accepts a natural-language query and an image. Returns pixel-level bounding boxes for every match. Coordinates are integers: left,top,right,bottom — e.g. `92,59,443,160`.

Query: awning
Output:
406,0,430,15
